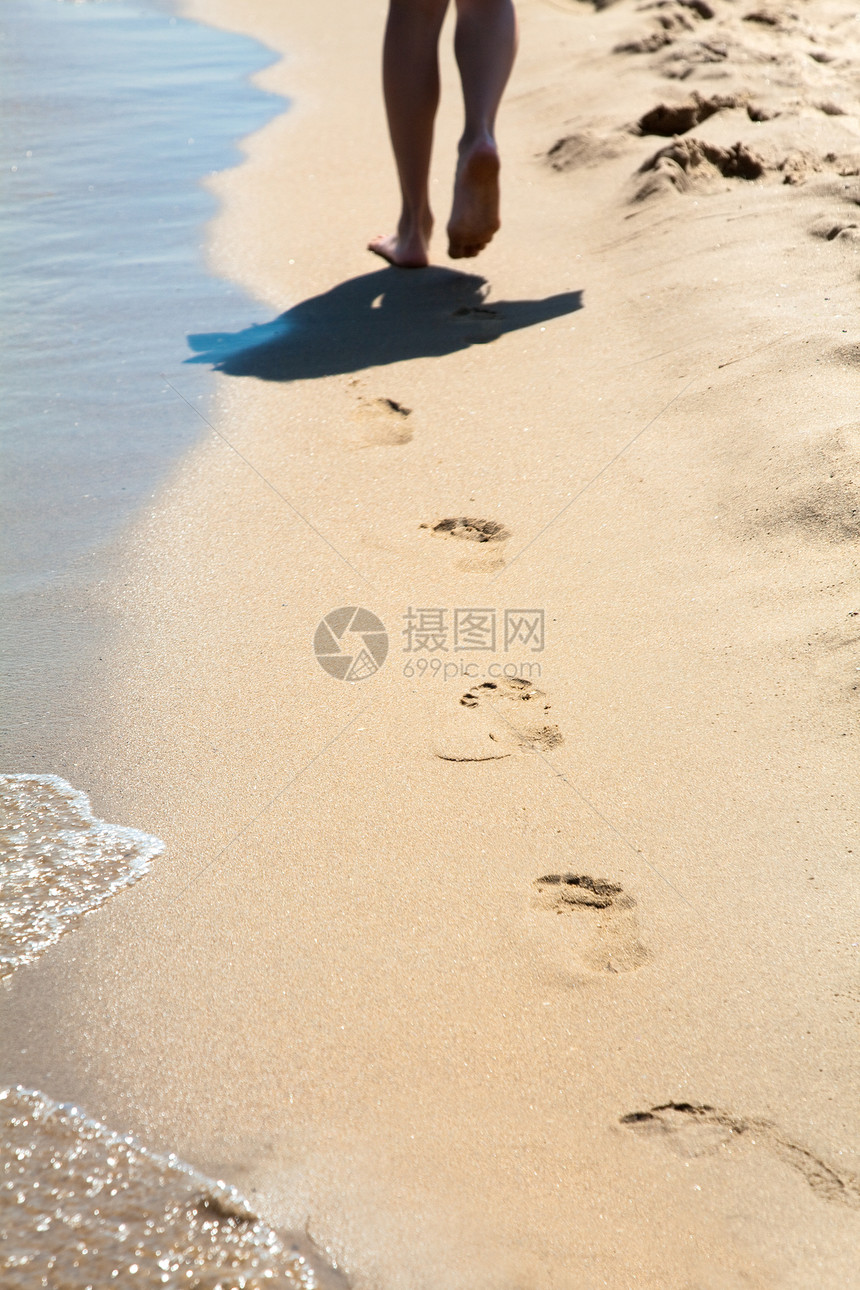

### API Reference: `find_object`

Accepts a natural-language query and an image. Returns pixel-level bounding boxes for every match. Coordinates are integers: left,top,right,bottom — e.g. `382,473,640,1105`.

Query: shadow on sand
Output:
186,267,583,382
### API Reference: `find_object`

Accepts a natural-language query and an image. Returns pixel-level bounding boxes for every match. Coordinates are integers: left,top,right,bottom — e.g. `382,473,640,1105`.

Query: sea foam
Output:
0,774,163,977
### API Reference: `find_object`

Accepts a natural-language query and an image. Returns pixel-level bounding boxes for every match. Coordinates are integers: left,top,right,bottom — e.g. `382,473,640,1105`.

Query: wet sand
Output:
3,0,860,1286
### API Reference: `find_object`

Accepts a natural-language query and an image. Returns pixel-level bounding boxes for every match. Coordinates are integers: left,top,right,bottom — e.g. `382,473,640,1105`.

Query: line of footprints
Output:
426,585,859,1207
381,493,856,1210
413,514,649,976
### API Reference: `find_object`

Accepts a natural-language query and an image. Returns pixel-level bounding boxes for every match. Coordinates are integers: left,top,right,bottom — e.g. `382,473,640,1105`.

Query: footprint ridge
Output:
532,872,648,973
432,677,563,762
422,517,511,543
621,1101,860,1208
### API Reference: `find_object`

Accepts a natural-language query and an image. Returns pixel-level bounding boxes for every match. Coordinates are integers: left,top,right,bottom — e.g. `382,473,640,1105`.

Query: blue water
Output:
0,0,284,594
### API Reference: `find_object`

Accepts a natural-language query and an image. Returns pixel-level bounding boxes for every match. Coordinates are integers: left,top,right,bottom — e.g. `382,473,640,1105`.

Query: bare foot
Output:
368,213,432,269
447,140,501,260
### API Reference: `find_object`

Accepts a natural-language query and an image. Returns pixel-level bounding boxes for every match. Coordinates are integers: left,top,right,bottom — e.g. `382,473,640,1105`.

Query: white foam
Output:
0,774,164,977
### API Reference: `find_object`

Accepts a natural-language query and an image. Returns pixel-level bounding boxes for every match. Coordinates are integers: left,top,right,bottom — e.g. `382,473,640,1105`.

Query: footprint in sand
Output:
634,92,741,138
448,303,504,343
742,7,794,32
433,677,562,762
620,1102,860,1208
420,516,511,571
614,0,715,57
544,131,625,173
621,1102,747,1158
633,93,785,138
810,215,860,243
351,396,413,446
634,138,766,199
531,873,649,974
451,304,500,320
421,517,511,544
636,137,860,200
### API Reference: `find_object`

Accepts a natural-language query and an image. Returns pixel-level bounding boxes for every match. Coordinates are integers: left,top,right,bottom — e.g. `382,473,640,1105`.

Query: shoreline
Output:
4,0,860,1286
0,0,281,779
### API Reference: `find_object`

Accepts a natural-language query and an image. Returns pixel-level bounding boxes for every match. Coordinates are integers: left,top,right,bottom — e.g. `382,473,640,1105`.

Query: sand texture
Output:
2,0,860,1286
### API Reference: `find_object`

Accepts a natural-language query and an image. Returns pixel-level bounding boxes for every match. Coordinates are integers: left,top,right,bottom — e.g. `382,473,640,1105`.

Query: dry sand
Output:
3,0,860,1286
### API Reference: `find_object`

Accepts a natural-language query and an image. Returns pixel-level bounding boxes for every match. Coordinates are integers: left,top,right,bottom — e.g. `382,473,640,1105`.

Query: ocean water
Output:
1,0,282,594
0,1087,333,1289
0,774,163,976
0,0,285,756
0,4,325,1282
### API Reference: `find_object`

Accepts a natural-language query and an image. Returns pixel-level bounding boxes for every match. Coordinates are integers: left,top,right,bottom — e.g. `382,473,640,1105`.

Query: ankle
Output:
458,129,496,158
398,205,433,240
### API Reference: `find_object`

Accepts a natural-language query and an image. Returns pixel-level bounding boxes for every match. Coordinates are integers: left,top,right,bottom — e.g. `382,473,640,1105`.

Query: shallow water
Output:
0,1086,329,1289
0,12,323,1279
1,0,285,761
1,0,282,596
0,774,163,977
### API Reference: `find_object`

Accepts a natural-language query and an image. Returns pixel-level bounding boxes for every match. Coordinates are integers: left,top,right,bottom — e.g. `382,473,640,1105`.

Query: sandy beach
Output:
3,0,860,1286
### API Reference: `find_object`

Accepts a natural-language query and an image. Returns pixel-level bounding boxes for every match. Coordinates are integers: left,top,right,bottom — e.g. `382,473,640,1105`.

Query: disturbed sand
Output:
2,0,860,1286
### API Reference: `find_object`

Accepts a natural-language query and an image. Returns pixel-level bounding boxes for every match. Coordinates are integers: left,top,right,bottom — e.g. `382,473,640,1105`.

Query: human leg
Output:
368,0,451,268
447,0,517,258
